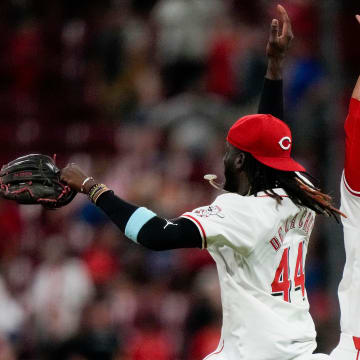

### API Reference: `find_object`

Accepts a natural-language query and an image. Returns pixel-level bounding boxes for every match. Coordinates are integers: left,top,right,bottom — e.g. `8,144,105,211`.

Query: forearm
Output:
258,76,284,120
265,57,284,80
96,191,202,250
97,191,138,232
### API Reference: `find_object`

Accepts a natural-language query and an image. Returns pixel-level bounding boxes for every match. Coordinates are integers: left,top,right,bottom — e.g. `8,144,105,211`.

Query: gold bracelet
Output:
92,187,110,204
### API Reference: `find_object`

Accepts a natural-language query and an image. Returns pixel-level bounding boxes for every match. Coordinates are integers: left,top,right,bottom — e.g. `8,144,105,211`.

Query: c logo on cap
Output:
278,136,291,150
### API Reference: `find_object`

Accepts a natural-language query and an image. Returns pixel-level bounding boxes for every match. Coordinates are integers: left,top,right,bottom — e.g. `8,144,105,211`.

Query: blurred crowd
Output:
0,0,358,359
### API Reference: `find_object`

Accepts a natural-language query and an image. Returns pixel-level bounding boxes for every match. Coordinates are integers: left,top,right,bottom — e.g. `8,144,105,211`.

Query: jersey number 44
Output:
271,242,305,303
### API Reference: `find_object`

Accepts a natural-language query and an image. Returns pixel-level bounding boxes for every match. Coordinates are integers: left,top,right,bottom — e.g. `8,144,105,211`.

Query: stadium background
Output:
0,0,359,359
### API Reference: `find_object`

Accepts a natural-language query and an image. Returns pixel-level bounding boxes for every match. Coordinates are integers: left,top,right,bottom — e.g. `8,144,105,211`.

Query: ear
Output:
234,152,246,170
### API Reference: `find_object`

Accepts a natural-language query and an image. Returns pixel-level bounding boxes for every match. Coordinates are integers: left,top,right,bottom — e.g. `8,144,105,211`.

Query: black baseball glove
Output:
0,154,76,209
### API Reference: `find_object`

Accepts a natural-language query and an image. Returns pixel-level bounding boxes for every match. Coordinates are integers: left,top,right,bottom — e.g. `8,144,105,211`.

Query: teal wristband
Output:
125,207,156,243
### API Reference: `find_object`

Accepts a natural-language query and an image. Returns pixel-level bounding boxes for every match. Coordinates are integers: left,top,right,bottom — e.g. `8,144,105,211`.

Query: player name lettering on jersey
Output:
270,208,315,251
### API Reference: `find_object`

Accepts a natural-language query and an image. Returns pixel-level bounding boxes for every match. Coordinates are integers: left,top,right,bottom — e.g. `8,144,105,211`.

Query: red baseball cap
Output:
226,114,306,172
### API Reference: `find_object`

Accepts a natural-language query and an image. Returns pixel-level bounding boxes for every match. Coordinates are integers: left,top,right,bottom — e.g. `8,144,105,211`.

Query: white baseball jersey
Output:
330,98,360,360
182,190,321,360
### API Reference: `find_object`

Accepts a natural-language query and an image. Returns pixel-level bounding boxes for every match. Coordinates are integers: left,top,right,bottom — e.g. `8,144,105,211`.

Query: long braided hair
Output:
242,152,345,221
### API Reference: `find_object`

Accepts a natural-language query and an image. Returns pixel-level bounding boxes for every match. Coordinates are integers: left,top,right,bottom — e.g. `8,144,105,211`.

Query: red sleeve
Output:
344,98,360,193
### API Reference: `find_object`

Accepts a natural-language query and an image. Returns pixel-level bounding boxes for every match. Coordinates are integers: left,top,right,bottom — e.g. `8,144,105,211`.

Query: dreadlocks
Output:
242,152,345,222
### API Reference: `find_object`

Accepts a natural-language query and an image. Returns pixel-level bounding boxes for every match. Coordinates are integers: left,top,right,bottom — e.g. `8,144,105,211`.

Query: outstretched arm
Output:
258,5,294,120
61,166,203,249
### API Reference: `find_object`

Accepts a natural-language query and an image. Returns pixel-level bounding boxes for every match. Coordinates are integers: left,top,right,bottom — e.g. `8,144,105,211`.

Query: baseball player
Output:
329,14,360,360
61,6,343,360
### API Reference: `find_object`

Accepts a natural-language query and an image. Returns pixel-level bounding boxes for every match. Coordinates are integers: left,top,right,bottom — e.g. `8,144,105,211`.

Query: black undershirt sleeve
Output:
258,78,283,120
96,78,283,251
96,191,202,250
138,217,202,250
96,191,138,233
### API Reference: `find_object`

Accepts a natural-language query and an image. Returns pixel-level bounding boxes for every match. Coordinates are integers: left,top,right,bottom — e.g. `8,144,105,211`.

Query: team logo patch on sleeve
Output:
195,205,224,218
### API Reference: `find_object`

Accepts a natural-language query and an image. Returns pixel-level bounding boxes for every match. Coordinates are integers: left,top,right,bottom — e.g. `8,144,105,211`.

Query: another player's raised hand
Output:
266,5,294,60
356,14,360,25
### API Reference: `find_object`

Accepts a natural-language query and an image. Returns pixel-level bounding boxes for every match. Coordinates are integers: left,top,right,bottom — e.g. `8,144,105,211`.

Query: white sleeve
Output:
181,194,261,255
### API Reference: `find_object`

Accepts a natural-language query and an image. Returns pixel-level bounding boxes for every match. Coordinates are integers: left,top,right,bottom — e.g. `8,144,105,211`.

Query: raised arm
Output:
351,16,360,103
258,5,294,120
343,81,360,193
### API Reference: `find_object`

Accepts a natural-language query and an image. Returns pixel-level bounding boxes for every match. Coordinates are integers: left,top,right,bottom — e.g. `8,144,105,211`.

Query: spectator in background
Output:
30,235,94,356
0,275,24,341
83,224,120,286
152,0,226,64
55,298,121,360
148,59,234,158
127,313,173,360
185,267,221,360
0,200,22,260
8,16,43,117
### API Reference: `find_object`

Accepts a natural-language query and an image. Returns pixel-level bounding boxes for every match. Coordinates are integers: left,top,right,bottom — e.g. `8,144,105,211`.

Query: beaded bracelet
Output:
89,184,102,198
88,183,110,204
88,184,104,201
88,184,100,199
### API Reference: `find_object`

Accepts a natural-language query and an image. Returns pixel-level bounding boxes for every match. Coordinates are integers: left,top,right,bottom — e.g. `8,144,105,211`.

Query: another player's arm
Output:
343,15,360,193
343,76,360,193
258,4,294,120
351,15,360,103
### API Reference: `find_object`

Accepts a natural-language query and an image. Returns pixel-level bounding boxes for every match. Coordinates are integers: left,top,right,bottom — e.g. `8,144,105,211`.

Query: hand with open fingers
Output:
61,163,95,194
266,4,294,60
